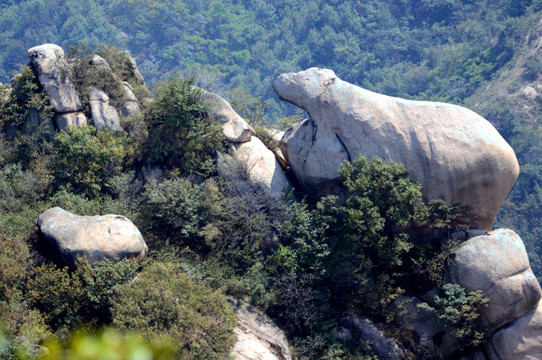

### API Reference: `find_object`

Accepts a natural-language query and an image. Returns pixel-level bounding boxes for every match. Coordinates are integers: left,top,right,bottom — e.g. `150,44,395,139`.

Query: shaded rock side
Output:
200,89,255,143
219,137,290,198
345,317,404,360
448,229,541,331
274,68,519,230
231,302,292,360
28,44,83,114
55,112,87,130
36,207,147,267
89,88,122,131
489,300,542,360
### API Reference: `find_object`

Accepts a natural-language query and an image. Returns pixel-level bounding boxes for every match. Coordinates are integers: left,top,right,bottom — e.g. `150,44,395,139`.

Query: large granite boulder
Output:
447,229,541,331
89,88,122,131
231,301,292,360
201,89,255,143
28,44,84,116
274,68,519,230
489,300,542,359
36,207,147,267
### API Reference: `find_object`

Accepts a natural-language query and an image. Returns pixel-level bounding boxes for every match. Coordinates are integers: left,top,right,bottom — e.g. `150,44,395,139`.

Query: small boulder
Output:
89,88,122,131
36,207,147,267
219,137,290,198
447,229,541,330
231,301,292,360
489,300,542,359
201,89,255,143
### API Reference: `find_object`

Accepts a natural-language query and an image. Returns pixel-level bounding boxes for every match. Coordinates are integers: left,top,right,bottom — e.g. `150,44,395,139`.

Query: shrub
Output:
417,283,489,353
111,262,236,359
143,77,227,177
51,126,131,198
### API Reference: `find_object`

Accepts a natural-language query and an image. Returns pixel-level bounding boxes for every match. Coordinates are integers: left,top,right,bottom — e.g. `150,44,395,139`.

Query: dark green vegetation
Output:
0,48,488,359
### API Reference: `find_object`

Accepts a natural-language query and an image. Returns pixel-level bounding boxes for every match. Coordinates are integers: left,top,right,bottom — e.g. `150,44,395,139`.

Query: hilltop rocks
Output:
448,229,541,331
28,44,88,131
231,301,292,360
36,207,147,267
274,68,519,229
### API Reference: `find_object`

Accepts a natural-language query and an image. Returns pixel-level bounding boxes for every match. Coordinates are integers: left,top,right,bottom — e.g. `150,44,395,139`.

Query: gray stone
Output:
274,68,519,230
346,317,404,360
231,300,292,360
121,82,140,117
448,229,541,331
28,44,83,114
55,112,87,130
219,137,290,199
490,300,542,360
89,88,122,131
36,207,147,268
200,89,255,143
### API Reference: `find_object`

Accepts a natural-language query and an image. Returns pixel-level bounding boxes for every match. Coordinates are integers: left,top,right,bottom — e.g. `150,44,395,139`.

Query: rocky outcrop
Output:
274,68,519,230
28,44,87,130
121,81,140,117
231,301,292,360
489,301,542,359
201,89,255,143
448,229,541,331
89,88,122,131
203,89,291,198
345,317,404,360
219,137,290,198
36,207,147,268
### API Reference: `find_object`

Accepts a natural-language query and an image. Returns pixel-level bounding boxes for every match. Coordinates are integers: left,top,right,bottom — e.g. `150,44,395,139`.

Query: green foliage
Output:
111,262,236,359
143,77,227,177
51,126,131,198
0,65,53,130
27,259,138,334
418,283,489,353
139,177,210,247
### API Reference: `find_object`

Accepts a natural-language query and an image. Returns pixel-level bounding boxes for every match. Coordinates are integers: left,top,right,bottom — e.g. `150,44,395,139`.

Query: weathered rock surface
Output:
274,68,519,230
36,207,147,267
219,137,290,198
345,317,404,360
489,300,542,360
28,44,83,114
55,112,87,130
121,81,140,117
89,88,122,131
448,229,541,330
201,89,255,143
231,301,292,360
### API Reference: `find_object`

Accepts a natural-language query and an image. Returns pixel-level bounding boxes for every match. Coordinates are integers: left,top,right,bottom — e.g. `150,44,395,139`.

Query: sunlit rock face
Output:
275,67,519,230
36,207,147,268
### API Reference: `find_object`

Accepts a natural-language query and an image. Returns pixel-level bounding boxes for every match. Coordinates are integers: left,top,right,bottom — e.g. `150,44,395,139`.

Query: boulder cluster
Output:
18,44,541,359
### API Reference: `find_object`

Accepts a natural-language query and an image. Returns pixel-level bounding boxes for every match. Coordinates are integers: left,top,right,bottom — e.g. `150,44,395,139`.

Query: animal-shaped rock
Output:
274,68,519,229
447,229,541,331
36,207,147,268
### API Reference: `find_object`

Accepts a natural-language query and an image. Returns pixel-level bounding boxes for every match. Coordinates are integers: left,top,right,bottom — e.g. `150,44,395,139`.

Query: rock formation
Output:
28,44,87,130
448,229,541,331
230,301,292,360
202,89,290,198
274,68,519,230
36,207,147,268
88,88,122,131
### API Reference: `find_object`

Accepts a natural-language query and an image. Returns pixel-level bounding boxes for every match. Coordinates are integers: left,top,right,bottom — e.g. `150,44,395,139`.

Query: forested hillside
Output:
2,0,542,358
